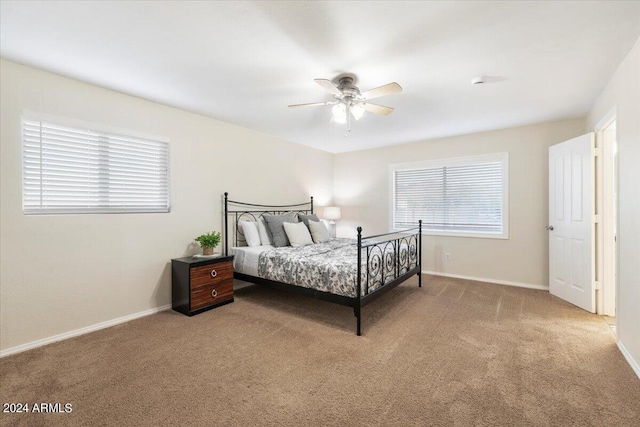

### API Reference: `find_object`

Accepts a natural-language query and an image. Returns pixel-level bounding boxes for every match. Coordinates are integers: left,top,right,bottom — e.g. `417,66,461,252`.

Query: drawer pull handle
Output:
211,289,218,298
210,269,217,278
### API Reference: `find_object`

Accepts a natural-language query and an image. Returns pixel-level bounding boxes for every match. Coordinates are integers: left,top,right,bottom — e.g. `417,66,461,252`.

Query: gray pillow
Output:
308,219,331,243
263,213,299,247
298,213,319,228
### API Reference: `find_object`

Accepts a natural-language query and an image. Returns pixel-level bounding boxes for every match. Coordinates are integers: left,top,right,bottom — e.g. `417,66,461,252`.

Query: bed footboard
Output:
355,220,422,335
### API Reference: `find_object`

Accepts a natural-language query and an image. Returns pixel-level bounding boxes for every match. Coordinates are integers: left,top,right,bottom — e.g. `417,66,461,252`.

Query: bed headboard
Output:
223,192,314,256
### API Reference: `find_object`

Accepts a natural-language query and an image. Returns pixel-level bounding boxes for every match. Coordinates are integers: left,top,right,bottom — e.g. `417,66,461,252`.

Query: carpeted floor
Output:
1,275,639,426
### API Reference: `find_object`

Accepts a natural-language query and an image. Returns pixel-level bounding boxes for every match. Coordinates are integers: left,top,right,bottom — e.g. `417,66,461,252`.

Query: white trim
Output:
0,304,171,358
594,106,617,132
408,229,509,240
617,340,640,379
423,270,548,290
598,118,617,317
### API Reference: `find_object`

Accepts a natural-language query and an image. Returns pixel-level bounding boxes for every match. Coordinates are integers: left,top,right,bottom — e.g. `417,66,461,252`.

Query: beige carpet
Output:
1,275,639,427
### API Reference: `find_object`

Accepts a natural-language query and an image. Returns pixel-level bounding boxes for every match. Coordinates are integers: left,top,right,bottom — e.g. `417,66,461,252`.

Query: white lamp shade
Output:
350,103,365,120
331,103,347,124
323,206,341,221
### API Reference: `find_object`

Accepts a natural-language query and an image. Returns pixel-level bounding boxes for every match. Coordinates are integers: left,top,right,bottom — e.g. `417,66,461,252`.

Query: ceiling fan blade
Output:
362,103,394,116
361,82,402,100
288,102,330,108
314,79,343,97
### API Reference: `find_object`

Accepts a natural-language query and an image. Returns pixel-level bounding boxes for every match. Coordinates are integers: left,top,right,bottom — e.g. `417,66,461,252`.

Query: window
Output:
390,153,509,239
22,115,170,214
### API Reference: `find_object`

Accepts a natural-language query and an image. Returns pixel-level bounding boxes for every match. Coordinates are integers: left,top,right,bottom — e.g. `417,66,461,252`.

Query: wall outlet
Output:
445,253,451,261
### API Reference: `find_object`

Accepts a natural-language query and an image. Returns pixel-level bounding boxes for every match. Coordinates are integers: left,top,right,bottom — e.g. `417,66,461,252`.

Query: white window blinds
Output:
391,153,508,238
22,117,170,214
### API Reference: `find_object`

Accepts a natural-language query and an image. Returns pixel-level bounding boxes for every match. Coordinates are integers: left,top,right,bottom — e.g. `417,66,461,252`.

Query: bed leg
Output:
418,219,422,288
356,226,362,336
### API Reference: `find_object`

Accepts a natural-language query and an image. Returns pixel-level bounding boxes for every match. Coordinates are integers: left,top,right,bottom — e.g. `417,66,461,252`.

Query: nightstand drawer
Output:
190,280,233,311
190,260,233,289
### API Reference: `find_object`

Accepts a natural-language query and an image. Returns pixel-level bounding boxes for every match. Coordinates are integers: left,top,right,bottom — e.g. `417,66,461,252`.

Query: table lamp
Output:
323,206,341,238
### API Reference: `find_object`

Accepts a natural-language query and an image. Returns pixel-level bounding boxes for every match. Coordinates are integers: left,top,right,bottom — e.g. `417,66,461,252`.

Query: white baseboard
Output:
617,340,640,379
0,304,172,358
422,270,548,291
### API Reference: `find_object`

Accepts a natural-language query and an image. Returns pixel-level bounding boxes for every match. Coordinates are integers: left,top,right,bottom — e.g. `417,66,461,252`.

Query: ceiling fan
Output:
289,76,402,132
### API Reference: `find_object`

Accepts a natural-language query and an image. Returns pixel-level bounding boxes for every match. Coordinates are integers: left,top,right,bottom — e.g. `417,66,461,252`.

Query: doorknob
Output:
546,225,554,231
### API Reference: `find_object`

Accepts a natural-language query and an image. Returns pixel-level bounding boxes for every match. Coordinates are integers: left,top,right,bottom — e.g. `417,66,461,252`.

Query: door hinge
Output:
593,214,601,224
593,146,602,157
594,281,601,290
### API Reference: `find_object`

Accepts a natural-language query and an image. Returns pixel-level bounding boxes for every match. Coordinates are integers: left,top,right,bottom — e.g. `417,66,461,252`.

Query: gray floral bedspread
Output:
257,238,415,298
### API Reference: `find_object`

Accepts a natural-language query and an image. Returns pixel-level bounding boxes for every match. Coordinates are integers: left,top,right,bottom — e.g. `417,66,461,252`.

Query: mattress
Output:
230,245,274,276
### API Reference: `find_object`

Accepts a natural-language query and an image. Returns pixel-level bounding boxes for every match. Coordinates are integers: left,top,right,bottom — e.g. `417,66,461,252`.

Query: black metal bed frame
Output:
224,192,422,335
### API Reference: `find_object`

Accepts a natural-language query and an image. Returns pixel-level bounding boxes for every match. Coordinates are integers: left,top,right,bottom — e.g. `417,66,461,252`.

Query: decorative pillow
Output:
283,221,314,247
257,217,272,246
298,213,320,228
240,221,261,247
308,219,331,243
263,213,299,247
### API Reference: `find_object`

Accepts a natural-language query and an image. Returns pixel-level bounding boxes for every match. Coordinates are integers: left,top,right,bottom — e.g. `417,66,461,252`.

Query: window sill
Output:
391,229,509,240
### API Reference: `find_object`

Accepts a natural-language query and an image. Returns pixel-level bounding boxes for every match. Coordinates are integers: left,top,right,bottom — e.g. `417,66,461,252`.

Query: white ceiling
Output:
2,1,640,153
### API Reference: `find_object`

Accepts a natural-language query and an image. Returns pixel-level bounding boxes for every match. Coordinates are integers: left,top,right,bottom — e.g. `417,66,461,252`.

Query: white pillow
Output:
257,217,272,246
308,219,330,243
283,221,313,247
240,221,261,247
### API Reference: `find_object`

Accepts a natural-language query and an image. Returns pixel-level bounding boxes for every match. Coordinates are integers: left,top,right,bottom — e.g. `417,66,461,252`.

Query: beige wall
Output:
0,60,334,351
587,36,640,374
3,38,637,376
333,119,585,288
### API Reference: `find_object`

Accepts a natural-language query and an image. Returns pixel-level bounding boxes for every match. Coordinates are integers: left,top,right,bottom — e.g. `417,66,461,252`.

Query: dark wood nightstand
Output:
171,255,234,316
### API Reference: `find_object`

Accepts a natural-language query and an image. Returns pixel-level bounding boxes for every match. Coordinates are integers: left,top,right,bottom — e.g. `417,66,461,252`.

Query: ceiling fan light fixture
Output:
350,103,365,120
332,103,347,124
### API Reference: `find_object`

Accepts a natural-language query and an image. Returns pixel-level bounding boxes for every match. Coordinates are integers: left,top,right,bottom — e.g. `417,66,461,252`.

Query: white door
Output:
548,133,595,312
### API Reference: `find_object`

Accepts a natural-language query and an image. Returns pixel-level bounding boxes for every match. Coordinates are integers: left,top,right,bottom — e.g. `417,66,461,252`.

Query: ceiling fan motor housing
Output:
336,77,362,101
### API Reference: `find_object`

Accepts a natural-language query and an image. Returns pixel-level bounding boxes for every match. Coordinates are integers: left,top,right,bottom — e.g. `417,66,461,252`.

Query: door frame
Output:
594,107,618,318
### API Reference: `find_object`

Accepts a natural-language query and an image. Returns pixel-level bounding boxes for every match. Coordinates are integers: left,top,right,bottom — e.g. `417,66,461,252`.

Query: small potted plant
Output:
195,231,221,256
